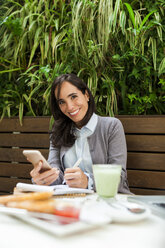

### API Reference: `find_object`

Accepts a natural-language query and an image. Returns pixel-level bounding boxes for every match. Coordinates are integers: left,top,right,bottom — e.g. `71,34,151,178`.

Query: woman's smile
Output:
69,109,80,116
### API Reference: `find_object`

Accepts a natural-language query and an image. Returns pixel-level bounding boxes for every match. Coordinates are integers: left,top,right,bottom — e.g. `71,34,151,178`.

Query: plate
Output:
14,214,99,237
96,199,151,223
0,205,110,237
128,195,165,219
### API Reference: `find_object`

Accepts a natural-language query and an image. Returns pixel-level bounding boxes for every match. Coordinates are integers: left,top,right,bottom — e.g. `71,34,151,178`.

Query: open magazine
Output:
16,183,94,196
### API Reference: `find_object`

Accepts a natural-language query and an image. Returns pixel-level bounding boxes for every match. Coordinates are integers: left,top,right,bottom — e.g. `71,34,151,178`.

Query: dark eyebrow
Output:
68,93,77,97
57,93,77,104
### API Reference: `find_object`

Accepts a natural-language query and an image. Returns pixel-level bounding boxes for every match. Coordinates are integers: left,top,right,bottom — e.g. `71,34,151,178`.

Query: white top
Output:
64,113,98,188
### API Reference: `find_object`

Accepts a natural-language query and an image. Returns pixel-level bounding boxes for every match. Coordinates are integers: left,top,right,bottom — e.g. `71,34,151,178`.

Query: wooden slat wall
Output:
129,188,165,195
0,134,49,148
0,163,33,178
1,178,31,194
0,116,165,195
116,115,165,133
0,117,50,194
0,117,50,132
127,153,165,170
117,115,165,195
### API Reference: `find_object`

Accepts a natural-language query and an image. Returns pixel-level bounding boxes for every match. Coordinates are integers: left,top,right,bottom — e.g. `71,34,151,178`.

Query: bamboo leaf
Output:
29,19,37,33
28,41,39,67
7,90,21,101
22,64,39,74
28,27,42,67
22,94,29,102
113,0,120,33
87,70,98,97
54,19,59,31
44,32,49,59
51,29,67,62
14,42,21,65
19,30,28,52
119,10,126,35
0,68,23,74
158,58,165,77
0,56,17,66
139,10,156,30
151,38,157,71
28,84,42,102
19,102,24,126
156,25,162,42
7,0,22,8
23,13,30,28
0,108,7,122
40,41,44,64
124,3,135,28
109,12,114,33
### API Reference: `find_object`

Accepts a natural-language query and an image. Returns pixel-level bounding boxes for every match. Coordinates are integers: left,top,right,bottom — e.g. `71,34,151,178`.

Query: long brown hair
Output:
50,74,96,148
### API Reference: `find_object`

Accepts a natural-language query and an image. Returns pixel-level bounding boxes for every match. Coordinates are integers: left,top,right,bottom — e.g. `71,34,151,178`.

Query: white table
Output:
0,195,165,248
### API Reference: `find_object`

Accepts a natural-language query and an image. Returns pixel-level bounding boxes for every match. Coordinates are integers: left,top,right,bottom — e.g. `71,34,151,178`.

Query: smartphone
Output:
23,150,51,172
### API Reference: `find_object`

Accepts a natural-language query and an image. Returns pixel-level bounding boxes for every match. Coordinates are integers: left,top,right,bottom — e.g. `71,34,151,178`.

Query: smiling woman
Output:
30,74,131,194
50,74,96,148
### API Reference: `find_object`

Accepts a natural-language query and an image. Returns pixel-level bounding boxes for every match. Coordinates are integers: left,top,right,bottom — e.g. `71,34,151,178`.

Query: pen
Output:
62,158,83,184
73,158,82,168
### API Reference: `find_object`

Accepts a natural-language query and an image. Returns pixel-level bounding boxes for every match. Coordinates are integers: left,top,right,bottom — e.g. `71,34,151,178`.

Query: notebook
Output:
16,183,94,196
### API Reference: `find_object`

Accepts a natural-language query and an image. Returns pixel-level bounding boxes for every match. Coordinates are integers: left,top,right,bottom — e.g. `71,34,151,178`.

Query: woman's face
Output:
55,81,89,127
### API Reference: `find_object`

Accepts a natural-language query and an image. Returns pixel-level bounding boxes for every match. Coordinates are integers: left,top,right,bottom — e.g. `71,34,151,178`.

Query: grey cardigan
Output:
48,115,131,194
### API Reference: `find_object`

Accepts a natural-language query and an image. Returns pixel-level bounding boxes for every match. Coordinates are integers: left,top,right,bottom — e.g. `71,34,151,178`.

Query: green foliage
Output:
0,0,164,122
1,16,22,36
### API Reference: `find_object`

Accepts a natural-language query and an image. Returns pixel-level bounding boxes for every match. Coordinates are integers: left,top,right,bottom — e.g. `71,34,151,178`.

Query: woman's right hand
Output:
30,161,59,186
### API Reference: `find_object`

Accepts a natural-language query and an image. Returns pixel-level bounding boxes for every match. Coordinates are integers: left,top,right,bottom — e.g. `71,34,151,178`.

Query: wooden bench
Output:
0,116,165,195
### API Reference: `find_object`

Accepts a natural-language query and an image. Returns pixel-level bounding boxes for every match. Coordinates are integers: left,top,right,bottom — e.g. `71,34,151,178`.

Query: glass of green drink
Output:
93,164,122,198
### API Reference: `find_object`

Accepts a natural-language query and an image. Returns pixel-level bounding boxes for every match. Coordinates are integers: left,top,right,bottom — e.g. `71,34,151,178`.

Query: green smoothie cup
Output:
93,164,122,198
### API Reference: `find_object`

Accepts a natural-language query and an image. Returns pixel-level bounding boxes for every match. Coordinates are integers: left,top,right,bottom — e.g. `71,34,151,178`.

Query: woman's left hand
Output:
64,167,88,188
30,161,59,186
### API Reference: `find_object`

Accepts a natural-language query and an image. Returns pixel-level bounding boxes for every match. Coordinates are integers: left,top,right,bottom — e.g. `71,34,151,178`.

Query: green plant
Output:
109,1,164,114
0,0,164,122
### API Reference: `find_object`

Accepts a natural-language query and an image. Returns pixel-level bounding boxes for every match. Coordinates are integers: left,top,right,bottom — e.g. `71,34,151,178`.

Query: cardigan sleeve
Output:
47,141,64,185
88,116,131,194
107,118,131,194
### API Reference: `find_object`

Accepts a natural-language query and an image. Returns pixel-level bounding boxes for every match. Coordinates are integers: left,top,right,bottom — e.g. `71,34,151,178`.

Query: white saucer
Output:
96,198,151,223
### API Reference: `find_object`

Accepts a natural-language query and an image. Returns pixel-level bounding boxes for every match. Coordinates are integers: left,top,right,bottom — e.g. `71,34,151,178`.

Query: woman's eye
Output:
58,100,65,105
71,95,77,100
